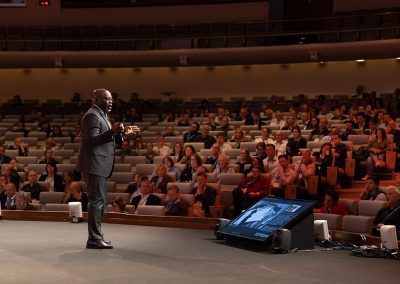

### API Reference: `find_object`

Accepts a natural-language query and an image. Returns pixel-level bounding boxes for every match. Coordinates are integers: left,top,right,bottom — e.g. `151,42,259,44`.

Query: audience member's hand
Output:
111,122,124,134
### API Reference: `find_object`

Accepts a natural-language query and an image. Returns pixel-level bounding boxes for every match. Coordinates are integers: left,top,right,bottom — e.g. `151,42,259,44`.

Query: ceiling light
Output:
356,59,365,63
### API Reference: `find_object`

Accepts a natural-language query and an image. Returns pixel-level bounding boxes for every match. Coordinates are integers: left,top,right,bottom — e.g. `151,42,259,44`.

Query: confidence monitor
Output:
217,197,315,250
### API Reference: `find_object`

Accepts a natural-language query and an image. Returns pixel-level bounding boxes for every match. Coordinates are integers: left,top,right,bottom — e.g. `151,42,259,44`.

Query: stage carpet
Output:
0,220,398,284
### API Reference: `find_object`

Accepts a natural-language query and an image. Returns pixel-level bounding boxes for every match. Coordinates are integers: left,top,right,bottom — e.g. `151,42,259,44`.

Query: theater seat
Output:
39,192,65,204
44,203,69,211
136,205,166,216
314,213,342,230
341,215,374,234
357,200,387,217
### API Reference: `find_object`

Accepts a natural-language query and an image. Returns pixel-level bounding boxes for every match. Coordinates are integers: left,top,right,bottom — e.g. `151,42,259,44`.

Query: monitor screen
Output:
217,197,315,243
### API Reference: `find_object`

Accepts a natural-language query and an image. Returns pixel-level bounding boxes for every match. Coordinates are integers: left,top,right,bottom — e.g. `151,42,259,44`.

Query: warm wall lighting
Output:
356,59,366,63
396,57,400,60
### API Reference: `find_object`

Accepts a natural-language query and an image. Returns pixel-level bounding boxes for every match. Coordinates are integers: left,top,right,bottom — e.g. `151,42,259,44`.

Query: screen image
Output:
217,197,315,242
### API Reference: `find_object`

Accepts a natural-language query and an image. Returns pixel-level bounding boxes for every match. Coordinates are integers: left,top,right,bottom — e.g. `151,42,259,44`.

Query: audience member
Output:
215,132,232,154
4,182,17,210
195,124,216,149
230,128,250,149
236,147,252,174
0,174,8,208
180,153,202,182
164,185,189,216
130,179,161,209
273,130,288,157
191,172,217,217
373,186,400,238
10,137,28,156
204,143,221,171
3,164,20,191
132,135,144,155
163,156,181,182
62,181,88,212
170,142,184,163
286,127,307,157
360,176,386,201
254,127,274,145
39,162,63,192
151,165,174,194
109,196,127,213
232,165,271,216
183,122,201,143
0,145,12,168
179,144,196,166
39,149,59,164
119,140,134,158
363,128,389,180
51,125,64,137
271,154,297,197
153,135,170,157
15,192,38,210
125,107,142,123
319,190,348,215
212,154,235,180
21,170,47,202
142,142,156,164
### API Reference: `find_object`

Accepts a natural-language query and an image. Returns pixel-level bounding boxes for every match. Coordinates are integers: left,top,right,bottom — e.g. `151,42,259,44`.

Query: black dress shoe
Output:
86,239,114,249
102,239,112,245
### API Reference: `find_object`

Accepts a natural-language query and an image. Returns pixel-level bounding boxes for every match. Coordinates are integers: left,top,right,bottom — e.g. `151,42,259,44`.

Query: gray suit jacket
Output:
77,105,117,178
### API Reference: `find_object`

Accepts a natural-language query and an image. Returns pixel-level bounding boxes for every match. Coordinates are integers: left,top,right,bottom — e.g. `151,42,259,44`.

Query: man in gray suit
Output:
77,88,138,249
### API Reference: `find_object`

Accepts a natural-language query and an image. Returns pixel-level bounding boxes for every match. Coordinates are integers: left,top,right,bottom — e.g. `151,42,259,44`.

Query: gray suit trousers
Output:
84,173,107,241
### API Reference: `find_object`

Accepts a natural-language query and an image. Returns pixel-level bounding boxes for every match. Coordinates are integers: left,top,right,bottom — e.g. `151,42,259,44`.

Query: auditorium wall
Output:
1,58,399,103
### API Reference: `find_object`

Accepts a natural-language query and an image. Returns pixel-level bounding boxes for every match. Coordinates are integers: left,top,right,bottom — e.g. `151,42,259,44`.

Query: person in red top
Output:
320,190,348,216
232,165,271,216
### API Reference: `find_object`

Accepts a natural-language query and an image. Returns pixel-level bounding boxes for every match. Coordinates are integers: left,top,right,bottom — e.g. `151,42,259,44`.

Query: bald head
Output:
92,88,113,113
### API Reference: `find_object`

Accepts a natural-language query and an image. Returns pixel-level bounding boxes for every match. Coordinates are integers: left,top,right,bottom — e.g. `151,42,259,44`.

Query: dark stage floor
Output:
0,220,398,284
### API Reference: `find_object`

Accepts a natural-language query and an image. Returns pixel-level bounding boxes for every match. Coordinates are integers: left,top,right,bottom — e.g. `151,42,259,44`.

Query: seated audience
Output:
142,142,156,164
195,124,216,149
62,181,88,212
232,165,271,216
0,174,8,208
319,190,348,215
360,176,386,201
212,154,235,180
164,125,176,137
164,185,190,216
62,171,75,193
39,149,59,164
3,164,20,190
125,107,142,123
363,128,389,180
130,179,161,209
230,128,250,149
330,133,347,175
282,115,298,131
39,162,63,192
191,172,217,217
21,170,47,202
170,142,184,163
183,122,201,143
262,144,278,174
110,196,127,213
204,143,221,171
4,182,17,210
254,127,274,145
373,186,400,238
151,165,174,194
9,158,25,173
180,153,203,182
132,135,144,155
10,137,28,156
15,192,38,210
286,127,307,157
273,131,288,157
271,154,297,197
51,125,64,137
311,118,330,141
153,135,170,157
179,144,196,166
126,175,148,203
215,132,232,154
0,145,12,168
163,156,181,182
119,140,134,158
236,148,252,174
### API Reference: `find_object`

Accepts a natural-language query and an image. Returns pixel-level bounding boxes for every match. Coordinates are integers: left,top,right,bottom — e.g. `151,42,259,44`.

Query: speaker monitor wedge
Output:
272,228,291,252
380,225,398,250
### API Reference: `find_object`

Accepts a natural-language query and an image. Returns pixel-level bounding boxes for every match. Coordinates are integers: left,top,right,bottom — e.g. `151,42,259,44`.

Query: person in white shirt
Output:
273,130,288,157
215,132,232,154
254,127,274,145
153,135,170,157
262,144,279,174
269,110,285,129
